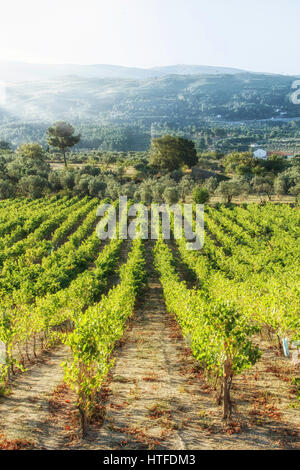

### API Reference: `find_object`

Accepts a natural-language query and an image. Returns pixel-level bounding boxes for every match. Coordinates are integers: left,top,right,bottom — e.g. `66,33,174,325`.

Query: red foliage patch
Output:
224,421,242,435
0,434,35,450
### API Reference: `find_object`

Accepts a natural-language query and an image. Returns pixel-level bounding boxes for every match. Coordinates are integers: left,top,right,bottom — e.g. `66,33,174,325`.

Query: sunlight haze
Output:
0,0,299,74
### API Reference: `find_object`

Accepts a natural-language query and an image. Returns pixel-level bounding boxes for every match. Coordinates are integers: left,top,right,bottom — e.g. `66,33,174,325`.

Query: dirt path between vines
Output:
69,239,202,449
0,346,69,449
0,240,299,450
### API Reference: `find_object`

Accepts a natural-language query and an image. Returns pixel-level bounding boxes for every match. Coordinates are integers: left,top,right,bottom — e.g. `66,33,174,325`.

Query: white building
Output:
253,148,267,159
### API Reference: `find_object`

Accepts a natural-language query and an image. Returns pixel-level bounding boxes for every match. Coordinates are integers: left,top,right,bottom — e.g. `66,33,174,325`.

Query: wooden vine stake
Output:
223,353,233,421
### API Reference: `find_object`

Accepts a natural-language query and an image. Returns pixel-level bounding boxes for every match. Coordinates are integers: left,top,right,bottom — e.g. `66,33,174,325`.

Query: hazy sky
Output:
0,0,299,74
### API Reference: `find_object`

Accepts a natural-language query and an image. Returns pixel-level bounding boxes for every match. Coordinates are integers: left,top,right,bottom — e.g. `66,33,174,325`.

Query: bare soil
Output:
0,346,69,449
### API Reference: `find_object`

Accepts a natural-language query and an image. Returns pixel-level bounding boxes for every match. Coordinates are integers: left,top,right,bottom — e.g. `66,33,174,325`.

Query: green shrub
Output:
193,186,210,204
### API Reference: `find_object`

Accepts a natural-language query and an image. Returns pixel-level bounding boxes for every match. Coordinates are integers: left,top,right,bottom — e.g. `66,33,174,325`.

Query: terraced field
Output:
0,197,299,450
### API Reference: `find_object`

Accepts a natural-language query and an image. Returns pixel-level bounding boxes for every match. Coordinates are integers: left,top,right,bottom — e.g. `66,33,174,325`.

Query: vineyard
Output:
0,196,299,450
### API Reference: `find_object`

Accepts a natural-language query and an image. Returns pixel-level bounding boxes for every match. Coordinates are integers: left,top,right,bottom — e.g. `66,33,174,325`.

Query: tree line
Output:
0,122,299,204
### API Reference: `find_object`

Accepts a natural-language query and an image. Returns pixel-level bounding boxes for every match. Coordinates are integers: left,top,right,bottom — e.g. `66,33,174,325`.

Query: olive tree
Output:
17,143,46,161
163,187,179,204
217,180,248,204
252,176,274,201
0,179,15,199
18,175,48,198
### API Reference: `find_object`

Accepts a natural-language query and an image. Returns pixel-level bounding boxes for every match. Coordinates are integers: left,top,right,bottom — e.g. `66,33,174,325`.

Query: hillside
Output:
0,61,246,82
0,72,299,127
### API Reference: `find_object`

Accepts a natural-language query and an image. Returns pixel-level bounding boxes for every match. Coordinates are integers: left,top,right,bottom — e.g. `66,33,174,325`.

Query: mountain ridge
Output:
0,61,249,82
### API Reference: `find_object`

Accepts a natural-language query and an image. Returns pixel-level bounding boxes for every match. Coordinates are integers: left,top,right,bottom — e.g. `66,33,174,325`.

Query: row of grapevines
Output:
0,231,124,381
154,236,260,420
0,196,83,265
0,197,54,223
218,204,300,255
207,205,299,281
0,198,24,214
0,196,89,269
246,203,300,235
64,235,146,432
205,207,298,278
5,197,94,270
4,198,116,303
173,206,299,342
0,196,75,249
0,199,125,383
0,196,71,238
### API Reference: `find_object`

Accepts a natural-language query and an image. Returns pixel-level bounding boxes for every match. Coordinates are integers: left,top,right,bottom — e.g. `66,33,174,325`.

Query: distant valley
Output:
0,68,299,124
0,62,299,149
